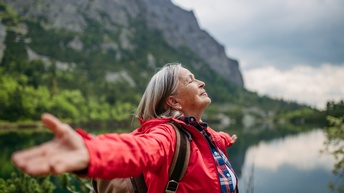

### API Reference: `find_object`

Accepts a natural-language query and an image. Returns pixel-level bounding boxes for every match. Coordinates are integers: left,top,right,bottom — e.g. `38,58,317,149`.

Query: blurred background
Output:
0,0,343,192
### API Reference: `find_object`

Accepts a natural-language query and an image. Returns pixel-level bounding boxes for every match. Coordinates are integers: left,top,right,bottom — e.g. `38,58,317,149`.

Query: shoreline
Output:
0,121,44,129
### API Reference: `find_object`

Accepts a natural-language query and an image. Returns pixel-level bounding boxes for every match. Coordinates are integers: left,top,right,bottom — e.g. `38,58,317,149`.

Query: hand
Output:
11,113,90,176
230,134,237,144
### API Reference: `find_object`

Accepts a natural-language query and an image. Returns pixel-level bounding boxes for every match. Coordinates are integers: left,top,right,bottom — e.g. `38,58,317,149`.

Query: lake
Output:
0,127,340,193
238,129,339,193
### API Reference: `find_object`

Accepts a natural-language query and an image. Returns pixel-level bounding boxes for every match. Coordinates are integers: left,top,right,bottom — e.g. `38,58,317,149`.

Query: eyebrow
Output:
185,74,194,82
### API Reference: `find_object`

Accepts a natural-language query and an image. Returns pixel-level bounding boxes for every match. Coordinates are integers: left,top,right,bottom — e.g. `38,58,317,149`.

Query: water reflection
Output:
239,129,338,193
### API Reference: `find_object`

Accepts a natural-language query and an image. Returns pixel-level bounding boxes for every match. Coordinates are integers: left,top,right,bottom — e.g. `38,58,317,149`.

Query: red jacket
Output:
78,117,236,193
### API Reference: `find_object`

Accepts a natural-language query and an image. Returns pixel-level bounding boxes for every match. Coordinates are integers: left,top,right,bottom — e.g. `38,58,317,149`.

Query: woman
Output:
12,63,238,193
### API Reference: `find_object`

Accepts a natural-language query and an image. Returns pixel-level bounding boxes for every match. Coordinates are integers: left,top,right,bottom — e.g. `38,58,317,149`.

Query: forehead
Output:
178,67,193,80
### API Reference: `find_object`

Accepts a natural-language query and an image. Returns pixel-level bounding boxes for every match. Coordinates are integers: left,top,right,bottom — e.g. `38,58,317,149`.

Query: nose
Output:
197,79,205,87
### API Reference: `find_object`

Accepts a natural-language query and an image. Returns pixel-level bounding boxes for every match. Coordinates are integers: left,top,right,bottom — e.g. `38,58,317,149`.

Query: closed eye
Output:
187,75,196,84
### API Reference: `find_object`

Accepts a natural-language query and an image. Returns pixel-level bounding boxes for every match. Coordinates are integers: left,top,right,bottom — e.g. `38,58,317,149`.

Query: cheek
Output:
177,85,200,105
180,92,199,106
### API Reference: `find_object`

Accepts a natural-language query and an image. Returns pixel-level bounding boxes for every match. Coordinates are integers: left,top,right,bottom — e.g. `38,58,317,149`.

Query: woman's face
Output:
173,67,211,118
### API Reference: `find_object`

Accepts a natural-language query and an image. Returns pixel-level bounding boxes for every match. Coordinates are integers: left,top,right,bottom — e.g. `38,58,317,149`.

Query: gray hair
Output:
136,63,183,120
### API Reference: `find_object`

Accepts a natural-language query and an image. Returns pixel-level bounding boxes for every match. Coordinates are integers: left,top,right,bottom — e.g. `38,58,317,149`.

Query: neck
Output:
182,112,203,122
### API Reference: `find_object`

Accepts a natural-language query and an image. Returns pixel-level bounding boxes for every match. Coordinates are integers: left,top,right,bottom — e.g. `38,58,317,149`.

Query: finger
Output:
231,134,237,143
41,113,71,138
12,141,57,169
22,157,51,176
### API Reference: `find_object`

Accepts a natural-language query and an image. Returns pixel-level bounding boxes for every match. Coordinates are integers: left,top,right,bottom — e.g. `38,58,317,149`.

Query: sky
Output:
171,0,344,109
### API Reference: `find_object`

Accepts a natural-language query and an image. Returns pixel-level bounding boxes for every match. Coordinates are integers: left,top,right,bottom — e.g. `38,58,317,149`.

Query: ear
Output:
166,95,181,110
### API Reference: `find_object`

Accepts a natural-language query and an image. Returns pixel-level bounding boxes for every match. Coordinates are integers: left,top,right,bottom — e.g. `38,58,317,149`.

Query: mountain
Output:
0,0,243,86
0,0,313,128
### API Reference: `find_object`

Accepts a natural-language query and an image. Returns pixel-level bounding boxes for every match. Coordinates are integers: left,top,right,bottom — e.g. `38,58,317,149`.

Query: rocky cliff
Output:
0,0,244,86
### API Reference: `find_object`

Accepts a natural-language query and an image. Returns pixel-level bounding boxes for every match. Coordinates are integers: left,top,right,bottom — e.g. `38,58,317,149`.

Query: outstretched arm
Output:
11,113,90,176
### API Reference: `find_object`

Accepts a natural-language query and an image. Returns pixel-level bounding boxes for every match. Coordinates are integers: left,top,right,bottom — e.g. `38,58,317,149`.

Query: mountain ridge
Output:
0,0,315,127
0,0,244,86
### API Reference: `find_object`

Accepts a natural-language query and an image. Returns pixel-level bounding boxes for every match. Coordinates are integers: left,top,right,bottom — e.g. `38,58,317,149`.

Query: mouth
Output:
200,91,207,96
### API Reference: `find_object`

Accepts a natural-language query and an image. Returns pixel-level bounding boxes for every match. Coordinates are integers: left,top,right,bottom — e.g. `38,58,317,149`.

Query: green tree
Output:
326,100,344,117
49,90,87,122
0,171,94,193
0,172,55,193
323,116,344,193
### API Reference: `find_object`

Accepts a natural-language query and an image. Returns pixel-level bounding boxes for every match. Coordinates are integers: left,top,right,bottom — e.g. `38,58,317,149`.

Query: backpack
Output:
92,122,191,193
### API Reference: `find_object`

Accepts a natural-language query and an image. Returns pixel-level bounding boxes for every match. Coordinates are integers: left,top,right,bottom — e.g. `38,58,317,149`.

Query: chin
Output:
206,95,211,102
204,97,212,106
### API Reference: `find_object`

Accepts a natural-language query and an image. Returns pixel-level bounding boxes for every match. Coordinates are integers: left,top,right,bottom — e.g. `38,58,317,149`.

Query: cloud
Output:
172,0,344,69
172,0,344,108
242,130,335,172
243,64,344,109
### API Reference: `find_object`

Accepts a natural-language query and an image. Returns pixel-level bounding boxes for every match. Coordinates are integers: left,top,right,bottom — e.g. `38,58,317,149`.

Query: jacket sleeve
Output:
206,127,235,149
76,125,176,180
218,131,235,147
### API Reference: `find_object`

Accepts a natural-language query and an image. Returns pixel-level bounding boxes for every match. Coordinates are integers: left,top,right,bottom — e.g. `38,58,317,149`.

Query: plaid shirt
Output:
180,116,237,193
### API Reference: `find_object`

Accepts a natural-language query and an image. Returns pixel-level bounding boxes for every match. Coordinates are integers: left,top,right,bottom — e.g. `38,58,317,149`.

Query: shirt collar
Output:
179,116,208,131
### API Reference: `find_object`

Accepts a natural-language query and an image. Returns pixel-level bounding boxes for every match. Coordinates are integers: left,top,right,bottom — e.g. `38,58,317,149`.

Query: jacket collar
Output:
138,116,207,132
138,117,187,131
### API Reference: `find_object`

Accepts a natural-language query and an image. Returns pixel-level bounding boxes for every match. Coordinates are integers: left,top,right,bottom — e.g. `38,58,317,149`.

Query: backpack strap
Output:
164,122,191,193
92,122,191,193
129,122,190,193
130,174,146,193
